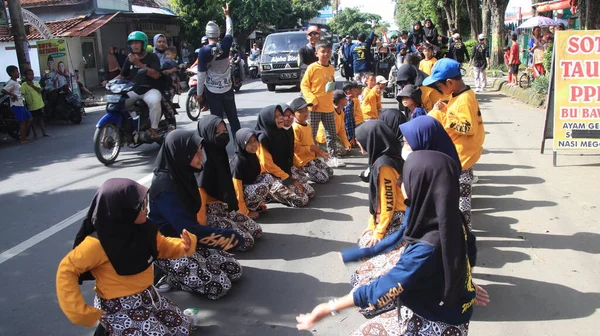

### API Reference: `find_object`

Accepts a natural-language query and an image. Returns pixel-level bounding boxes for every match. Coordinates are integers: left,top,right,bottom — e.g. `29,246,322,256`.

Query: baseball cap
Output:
376,75,388,84
395,84,422,105
452,33,460,39
422,58,462,86
478,33,485,40
288,97,313,111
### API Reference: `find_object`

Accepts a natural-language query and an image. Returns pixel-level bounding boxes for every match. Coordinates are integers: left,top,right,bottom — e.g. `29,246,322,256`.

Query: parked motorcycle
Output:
0,94,21,140
41,81,83,124
93,78,175,165
247,52,260,79
185,64,210,121
230,52,243,92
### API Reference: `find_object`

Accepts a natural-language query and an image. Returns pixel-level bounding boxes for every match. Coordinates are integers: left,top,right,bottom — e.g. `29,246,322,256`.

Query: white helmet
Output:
206,21,220,39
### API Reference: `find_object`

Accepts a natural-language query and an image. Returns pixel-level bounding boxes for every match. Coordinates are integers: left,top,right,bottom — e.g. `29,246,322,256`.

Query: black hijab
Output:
379,109,408,141
230,128,261,185
356,120,404,215
196,115,238,211
150,129,202,214
255,105,294,175
74,178,158,280
396,64,428,87
403,150,468,305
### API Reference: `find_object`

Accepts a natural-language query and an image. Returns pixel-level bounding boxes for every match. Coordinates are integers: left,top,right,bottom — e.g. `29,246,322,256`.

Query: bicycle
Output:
519,66,535,89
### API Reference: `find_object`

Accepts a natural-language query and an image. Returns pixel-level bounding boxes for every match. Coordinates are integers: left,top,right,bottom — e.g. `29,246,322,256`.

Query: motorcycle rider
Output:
196,3,241,135
115,31,163,140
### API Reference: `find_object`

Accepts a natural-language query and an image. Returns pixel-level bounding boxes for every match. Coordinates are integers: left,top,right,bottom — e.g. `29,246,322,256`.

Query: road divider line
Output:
0,173,155,265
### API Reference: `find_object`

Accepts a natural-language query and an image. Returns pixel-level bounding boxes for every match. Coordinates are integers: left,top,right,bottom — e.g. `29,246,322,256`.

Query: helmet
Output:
127,31,149,50
201,36,208,45
206,21,220,39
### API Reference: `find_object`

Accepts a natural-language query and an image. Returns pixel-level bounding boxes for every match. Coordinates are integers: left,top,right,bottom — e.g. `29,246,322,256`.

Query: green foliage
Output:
543,42,553,74
395,0,441,31
531,74,550,95
329,7,382,37
463,39,477,52
490,64,508,72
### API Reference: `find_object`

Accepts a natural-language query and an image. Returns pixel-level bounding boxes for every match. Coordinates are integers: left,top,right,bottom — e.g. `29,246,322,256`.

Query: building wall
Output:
0,41,42,82
98,22,130,72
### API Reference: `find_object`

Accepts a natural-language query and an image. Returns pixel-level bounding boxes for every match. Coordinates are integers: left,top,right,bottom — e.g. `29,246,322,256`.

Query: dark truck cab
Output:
260,31,306,91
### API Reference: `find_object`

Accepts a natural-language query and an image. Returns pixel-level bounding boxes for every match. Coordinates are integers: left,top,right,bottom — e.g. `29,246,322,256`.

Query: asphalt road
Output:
1,77,599,336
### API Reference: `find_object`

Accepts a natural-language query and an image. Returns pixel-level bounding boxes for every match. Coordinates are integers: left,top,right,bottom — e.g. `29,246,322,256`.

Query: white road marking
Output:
0,173,155,265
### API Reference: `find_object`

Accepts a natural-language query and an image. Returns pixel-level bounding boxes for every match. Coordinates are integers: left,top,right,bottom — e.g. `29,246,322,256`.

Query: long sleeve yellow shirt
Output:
292,121,319,167
56,233,197,327
301,62,336,113
316,109,351,148
256,142,289,180
361,87,380,120
366,166,406,240
353,97,364,125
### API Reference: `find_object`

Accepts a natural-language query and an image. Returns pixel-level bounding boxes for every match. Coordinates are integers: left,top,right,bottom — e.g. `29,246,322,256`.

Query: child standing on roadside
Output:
21,69,49,138
508,34,520,86
361,73,379,120
301,41,345,168
291,97,334,184
424,58,485,230
316,90,352,156
2,66,32,144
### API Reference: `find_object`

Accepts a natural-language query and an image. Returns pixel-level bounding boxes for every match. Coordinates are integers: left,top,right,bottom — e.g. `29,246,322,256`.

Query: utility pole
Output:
6,0,29,73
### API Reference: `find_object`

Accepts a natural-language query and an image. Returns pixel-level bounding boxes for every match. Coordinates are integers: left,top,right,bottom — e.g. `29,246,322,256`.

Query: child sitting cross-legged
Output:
291,97,334,184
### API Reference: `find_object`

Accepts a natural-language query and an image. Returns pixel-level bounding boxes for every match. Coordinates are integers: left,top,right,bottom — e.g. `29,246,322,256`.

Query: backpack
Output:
473,43,487,67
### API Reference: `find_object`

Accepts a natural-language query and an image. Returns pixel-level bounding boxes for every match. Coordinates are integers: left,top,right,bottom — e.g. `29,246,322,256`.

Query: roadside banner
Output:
553,30,600,151
36,38,80,97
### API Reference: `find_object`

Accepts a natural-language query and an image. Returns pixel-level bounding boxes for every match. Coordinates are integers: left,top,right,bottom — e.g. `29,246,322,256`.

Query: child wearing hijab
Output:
378,108,408,142
230,128,272,219
255,105,314,207
57,178,197,335
316,90,352,157
424,58,485,230
290,97,334,184
149,130,243,299
297,151,488,336
196,116,263,251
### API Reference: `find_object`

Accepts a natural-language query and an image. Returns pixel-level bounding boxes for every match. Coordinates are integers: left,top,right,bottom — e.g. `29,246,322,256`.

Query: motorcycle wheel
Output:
267,84,276,92
93,123,121,165
69,106,82,124
186,93,201,121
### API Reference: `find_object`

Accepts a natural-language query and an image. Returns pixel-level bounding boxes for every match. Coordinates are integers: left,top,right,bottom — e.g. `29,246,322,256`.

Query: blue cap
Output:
422,58,462,86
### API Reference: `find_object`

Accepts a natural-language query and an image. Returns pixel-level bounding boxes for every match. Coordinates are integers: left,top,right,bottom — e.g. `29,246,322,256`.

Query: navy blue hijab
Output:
399,116,461,170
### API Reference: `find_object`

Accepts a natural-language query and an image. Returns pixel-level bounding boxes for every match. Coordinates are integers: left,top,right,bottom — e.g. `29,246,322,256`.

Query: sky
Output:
339,0,398,29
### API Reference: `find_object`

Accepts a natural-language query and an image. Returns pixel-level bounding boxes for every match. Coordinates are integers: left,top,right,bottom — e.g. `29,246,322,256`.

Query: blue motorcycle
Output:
93,78,175,165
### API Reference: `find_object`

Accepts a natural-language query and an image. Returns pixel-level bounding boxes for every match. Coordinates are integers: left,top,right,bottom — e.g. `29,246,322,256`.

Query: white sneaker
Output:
480,87,486,92
472,175,479,184
327,157,346,168
155,275,172,293
474,88,481,92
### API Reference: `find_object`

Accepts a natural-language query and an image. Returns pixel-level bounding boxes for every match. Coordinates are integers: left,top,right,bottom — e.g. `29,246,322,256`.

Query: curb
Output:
489,78,546,108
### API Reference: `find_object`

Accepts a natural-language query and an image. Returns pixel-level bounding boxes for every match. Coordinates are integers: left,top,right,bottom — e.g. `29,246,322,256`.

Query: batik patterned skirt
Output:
94,285,190,335
267,173,315,208
242,174,272,211
295,159,334,184
154,247,242,300
459,168,474,230
350,306,469,336
206,203,263,251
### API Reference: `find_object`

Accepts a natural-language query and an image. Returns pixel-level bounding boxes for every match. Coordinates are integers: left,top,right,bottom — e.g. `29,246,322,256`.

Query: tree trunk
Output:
489,0,509,65
443,0,458,32
465,0,481,39
481,0,491,37
586,0,600,29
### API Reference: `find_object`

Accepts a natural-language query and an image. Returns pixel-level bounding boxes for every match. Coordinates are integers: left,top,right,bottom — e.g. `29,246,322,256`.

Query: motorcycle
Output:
41,79,83,124
247,53,260,79
230,52,243,92
0,94,21,140
93,77,175,165
185,64,210,121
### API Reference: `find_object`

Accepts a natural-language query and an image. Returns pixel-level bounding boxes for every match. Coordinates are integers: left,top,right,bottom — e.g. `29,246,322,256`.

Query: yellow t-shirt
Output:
443,87,485,170
353,97,364,125
419,57,438,75
420,85,443,112
366,165,406,240
316,109,351,148
300,62,336,113
56,233,197,327
292,121,319,167
20,81,45,111
361,87,379,120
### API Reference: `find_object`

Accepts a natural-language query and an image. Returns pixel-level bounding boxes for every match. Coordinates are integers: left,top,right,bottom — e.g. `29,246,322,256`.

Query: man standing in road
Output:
340,35,354,82
298,25,321,76
196,3,241,135
470,34,491,92
351,22,376,83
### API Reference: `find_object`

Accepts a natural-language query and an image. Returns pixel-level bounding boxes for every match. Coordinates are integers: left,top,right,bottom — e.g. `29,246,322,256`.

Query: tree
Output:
488,0,510,65
395,0,443,32
328,7,381,37
464,0,481,39
584,0,600,29
481,0,491,37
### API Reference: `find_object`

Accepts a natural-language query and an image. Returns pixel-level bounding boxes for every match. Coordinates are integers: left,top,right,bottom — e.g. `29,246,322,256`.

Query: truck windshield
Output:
263,34,307,55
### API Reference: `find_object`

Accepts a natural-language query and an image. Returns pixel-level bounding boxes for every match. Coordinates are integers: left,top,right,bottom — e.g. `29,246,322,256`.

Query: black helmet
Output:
201,36,208,45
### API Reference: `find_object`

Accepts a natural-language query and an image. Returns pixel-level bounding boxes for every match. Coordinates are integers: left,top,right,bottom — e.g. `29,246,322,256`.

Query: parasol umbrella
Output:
518,16,559,28
554,18,569,27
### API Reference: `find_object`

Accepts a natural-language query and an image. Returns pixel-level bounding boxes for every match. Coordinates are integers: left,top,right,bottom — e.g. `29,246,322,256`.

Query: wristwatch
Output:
328,299,339,316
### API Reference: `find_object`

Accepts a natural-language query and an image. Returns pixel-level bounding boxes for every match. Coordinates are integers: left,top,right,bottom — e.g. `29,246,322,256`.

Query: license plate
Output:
280,73,298,79
104,95,122,103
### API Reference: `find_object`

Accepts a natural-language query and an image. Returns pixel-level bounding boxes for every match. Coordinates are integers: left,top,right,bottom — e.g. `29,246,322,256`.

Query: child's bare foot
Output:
20,138,32,144
43,133,50,137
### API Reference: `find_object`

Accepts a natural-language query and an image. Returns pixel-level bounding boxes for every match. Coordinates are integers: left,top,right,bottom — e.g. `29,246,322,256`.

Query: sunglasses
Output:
307,32,319,37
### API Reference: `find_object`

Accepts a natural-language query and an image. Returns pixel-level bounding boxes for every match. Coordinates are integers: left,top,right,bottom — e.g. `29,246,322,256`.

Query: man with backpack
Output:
469,34,491,92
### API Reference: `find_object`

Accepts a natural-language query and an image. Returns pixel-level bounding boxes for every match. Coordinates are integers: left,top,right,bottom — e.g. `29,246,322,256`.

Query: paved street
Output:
1,77,599,336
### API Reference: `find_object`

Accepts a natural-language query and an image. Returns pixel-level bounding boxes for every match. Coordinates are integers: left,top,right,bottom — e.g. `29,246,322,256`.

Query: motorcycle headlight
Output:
262,64,271,71
111,84,127,93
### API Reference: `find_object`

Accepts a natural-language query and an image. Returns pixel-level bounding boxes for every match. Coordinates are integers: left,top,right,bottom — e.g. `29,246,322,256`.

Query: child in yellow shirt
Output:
375,75,388,112
291,97,334,183
316,90,352,157
361,73,380,120
56,178,196,334
418,43,438,75
424,58,485,230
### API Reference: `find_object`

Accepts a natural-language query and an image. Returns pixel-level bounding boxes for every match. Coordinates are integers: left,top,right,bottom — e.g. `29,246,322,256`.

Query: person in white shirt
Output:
1,65,33,143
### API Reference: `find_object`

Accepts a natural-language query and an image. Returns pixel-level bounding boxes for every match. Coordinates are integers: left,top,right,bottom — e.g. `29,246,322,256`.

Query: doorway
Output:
81,38,99,86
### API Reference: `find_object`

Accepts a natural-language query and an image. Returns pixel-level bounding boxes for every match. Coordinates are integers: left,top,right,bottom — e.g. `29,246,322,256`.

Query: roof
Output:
131,0,160,8
0,13,119,42
130,5,175,15
20,0,89,8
